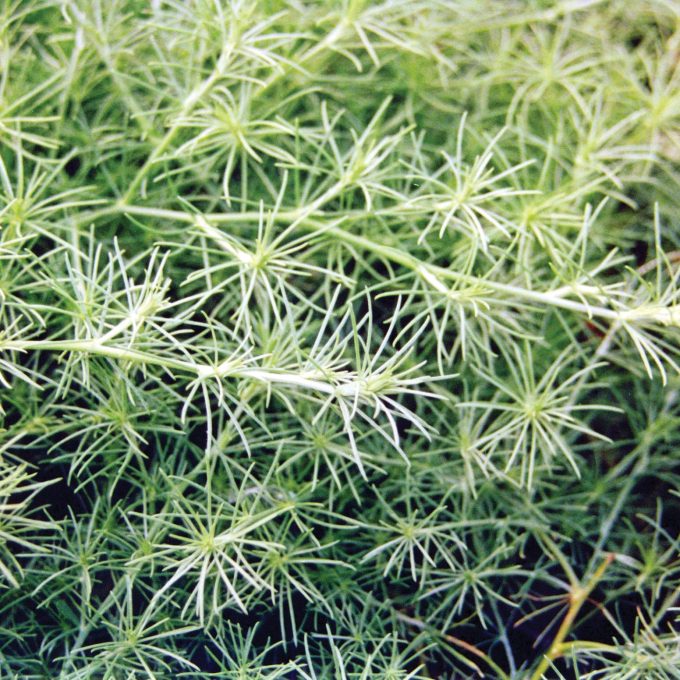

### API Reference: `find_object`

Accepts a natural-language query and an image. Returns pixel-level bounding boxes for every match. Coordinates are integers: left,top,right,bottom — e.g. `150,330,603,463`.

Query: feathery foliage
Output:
0,1,679,677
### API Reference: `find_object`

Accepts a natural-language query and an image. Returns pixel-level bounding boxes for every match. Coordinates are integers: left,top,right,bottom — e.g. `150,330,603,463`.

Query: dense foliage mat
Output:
1,1,679,677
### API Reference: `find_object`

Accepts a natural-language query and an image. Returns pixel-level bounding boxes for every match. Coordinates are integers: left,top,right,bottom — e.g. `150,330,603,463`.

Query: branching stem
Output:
85,203,668,326
396,610,511,680
529,553,615,680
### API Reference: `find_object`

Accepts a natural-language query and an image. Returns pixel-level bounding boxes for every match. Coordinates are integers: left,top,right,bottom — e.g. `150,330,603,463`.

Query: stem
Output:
557,640,618,655
105,203,637,323
6,338,198,375
3,337,392,400
529,553,615,680
120,43,234,204
120,17,348,205
396,611,511,680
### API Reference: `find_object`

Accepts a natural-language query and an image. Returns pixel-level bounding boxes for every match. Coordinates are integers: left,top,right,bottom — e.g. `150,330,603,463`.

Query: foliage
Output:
0,1,678,677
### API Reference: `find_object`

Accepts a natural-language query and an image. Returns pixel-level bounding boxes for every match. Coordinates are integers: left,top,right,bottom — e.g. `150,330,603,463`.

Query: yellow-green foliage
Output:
0,1,678,677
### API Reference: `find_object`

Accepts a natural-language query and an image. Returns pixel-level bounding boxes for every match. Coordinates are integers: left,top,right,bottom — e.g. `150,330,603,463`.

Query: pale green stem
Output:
120,42,236,204
4,337,357,396
73,202,674,327
557,640,618,655
120,19,348,205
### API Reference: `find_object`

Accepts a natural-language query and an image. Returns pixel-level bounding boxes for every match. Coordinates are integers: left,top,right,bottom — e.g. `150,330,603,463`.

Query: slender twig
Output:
529,553,615,680
396,610,511,680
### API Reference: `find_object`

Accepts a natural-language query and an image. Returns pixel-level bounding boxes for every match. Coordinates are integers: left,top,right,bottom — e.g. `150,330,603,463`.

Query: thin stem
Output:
97,203,640,324
2,338,325,391
120,43,235,203
396,610,511,680
120,17,349,205
529,553,615,680
557,640,618,655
